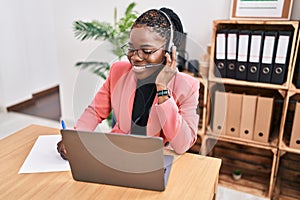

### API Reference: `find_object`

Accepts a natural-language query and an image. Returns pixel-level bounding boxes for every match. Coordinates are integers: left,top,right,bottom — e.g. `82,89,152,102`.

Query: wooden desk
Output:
0,125,221,200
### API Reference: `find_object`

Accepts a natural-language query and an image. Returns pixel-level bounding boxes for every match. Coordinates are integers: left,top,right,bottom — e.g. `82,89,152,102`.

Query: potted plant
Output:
73,2,139,79
72,3,139,127
232,169,242,180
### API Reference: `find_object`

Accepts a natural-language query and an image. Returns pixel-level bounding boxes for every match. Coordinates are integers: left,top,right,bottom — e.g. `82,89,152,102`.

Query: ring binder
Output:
226,92,243,137
212,91,227,135
236,30,250,80
226,29,238,79
271,31,293,84
290,102,300,149
239,94,257,140
214,29,227,78
259,32,278,83
296,49,300,88
247,31,264,82
253,96,274,143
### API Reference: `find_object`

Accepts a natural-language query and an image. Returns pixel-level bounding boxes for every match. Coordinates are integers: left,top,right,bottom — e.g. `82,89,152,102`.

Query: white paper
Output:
18,135,70,174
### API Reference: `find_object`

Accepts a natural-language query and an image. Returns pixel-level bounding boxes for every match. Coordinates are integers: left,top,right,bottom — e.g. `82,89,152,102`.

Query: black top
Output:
131,69,161,135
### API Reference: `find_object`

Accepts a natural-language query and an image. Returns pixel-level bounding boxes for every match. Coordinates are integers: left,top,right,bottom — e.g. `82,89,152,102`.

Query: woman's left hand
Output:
156,46,177,88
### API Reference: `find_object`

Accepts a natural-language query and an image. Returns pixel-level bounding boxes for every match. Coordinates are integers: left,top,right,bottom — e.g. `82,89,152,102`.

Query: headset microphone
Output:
145,59,166,68
132,58,166,70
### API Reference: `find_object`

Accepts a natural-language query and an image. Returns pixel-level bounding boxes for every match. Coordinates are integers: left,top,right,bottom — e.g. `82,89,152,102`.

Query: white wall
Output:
291,0,300,20
53,0,300,126
0,0,60,109
53,0,233,126
1,0,299,125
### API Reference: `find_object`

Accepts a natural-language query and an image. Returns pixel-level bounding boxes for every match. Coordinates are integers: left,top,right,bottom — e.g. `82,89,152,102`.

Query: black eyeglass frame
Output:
121,43,166,60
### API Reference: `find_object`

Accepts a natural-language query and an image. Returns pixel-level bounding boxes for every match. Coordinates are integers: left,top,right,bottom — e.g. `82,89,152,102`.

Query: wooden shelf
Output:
288,83,300,95
205,132,278,151
209,77,289,91
201,19,300,199
279,142,300,154
213,20,299,27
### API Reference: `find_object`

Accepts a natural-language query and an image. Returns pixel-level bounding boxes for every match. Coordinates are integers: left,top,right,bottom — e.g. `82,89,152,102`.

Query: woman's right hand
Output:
57,140,68,160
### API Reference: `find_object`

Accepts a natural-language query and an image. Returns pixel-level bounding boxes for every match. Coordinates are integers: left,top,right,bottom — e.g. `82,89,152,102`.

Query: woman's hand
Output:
156,46,177,89
57,140,68,160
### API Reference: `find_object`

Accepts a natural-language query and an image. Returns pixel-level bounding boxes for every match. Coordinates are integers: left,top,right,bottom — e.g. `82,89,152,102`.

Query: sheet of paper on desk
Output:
18,135,70,174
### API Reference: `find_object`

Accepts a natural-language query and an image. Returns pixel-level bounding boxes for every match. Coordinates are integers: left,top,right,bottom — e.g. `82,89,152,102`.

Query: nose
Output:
130,50,144,62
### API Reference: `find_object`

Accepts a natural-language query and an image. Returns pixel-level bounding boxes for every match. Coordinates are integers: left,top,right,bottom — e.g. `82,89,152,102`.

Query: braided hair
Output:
132,7,184,48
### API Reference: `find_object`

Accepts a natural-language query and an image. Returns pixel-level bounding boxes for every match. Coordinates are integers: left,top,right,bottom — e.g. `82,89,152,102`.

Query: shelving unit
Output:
199,20,300,199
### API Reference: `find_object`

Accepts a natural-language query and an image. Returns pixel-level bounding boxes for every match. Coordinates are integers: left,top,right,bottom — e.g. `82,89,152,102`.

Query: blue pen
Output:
61,120,66,130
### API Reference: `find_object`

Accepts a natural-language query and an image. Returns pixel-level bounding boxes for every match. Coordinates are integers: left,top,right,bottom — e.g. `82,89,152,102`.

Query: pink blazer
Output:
75,61,200,154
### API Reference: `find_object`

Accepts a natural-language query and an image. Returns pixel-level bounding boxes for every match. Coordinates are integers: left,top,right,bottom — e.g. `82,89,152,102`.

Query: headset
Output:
158,9,174,54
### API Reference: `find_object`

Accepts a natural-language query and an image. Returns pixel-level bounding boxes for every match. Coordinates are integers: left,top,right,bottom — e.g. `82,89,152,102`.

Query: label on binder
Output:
262,36,275,64
227,33,237,60
216,33,226,60
237,35,249,62
275,35,290,64
249,35,262,63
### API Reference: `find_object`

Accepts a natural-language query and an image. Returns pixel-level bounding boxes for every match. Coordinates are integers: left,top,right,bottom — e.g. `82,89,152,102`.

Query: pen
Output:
61,120,66,130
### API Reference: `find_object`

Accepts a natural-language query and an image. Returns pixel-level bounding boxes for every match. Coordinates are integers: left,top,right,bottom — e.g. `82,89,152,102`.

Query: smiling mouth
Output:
132,65,147,72
133,65,146,69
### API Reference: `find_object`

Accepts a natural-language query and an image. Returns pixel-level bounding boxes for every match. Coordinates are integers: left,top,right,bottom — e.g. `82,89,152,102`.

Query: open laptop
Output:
61,129,174,191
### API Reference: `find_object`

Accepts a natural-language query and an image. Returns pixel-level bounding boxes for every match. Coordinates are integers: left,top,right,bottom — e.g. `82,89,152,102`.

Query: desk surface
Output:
0,125,221,200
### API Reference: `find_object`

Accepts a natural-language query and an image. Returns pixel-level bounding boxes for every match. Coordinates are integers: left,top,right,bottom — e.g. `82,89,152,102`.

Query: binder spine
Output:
253,96,274,143
295,42,300,88
212,91,227,135
226,30,238,79
214,29,227,78
236,30,251,80
247,31,264,82
296,51,300,88
239,94,257,140
290,102,300,149
226,92,243,137
259,32,278,83
271,31,293,84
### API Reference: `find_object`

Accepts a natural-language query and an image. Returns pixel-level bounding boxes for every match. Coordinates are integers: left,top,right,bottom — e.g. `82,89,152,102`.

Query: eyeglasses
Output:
121,43,165,60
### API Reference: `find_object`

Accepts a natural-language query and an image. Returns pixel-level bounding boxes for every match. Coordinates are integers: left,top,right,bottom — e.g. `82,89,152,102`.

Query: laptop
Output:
61,129,174,191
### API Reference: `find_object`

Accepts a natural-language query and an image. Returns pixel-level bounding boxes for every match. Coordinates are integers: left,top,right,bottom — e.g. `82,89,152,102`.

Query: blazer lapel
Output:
118,70,137,133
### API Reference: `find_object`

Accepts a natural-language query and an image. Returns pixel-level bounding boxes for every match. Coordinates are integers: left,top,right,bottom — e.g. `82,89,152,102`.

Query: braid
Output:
159,7,183,34
159,7,184,47
132,8,184,47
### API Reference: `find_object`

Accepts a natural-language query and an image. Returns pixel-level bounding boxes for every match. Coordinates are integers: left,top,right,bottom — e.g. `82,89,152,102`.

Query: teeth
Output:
133,66,146,71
